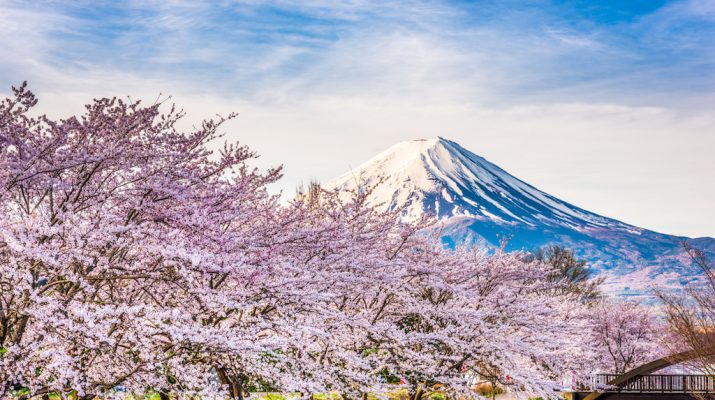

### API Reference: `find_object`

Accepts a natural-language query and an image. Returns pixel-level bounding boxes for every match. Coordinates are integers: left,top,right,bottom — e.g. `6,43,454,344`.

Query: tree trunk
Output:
410,386,425,400
216,367,245,400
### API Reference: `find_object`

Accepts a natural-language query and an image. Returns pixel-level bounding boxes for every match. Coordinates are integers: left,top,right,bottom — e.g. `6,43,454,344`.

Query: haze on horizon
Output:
1,0,713,238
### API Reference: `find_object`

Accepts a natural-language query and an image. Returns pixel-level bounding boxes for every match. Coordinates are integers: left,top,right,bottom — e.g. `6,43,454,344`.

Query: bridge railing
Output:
591,374,715,393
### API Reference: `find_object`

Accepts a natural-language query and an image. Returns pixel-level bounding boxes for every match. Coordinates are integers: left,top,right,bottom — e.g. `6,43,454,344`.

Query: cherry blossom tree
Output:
658,244,715,375
0,82,286,399
589,300,663,374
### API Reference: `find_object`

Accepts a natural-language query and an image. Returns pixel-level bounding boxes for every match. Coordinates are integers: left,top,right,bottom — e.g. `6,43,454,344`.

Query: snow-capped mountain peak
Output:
329,136,632,231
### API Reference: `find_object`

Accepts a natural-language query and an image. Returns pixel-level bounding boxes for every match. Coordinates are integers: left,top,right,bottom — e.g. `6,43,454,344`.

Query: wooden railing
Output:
592,374,715,393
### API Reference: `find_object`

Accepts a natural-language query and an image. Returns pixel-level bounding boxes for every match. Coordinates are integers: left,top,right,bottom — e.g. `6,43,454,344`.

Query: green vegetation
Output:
529,245,603,302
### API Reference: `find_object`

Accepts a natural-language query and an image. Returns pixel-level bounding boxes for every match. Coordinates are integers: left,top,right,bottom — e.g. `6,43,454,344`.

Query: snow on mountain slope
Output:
330,137,630,229
327,137,715,298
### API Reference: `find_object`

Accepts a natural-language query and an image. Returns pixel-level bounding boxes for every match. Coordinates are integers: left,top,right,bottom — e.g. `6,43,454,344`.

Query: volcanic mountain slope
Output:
327,137,715,298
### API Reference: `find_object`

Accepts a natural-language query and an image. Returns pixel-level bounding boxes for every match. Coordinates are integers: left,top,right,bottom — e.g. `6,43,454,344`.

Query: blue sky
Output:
1,0,714,237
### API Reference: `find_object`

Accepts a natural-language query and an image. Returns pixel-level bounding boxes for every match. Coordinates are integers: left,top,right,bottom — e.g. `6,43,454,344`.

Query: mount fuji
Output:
327,137,715,298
